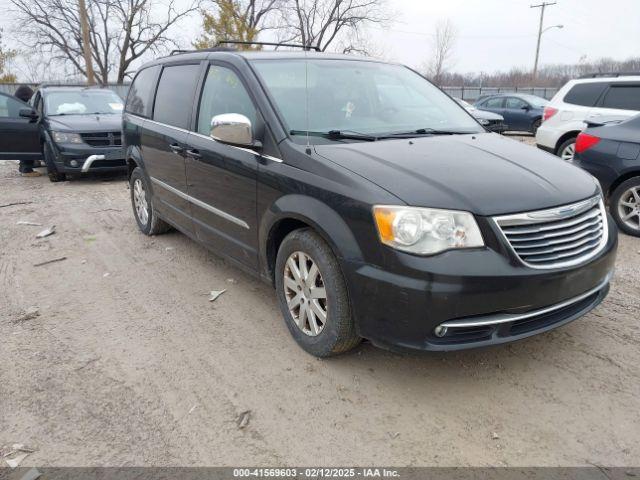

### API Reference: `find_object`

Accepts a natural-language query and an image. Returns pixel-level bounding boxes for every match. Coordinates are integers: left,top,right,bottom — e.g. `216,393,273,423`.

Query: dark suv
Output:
16,85,126,181
123,48,617,357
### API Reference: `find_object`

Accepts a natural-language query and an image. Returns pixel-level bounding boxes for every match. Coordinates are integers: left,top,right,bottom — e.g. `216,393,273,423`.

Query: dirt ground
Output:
1,140,639,467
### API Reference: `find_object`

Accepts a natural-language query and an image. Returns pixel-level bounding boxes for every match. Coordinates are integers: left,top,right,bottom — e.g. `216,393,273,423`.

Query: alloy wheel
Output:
618,186,640,232
283,251,328,336
560,142,575,162
133,178,149,226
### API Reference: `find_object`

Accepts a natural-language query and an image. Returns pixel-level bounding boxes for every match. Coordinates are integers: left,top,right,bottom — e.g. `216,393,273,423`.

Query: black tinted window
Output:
153,64,200,129
125,66,159,117
563,83,607,107
601,85,640,110
197,65,256,136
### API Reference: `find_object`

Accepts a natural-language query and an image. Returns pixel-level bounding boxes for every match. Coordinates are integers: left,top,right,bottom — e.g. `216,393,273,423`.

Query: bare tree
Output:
280,0,388,52
10,0,200,84
427,19,457,85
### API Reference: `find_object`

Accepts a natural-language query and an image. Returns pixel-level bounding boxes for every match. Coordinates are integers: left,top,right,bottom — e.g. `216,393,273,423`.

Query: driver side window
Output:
197,65,257,136
0,94,25,118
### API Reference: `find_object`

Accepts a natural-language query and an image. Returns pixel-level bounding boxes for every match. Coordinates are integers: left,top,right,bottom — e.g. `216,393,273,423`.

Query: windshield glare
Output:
45,90,123,115
251,59,482,139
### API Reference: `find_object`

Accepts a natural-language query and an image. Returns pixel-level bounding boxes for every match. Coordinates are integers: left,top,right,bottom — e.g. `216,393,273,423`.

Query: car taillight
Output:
543,106,558,122
575,133,601,153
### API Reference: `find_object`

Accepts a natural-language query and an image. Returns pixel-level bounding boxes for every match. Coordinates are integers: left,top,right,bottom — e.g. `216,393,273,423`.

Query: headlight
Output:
51,131,83,144
373,205,484,255
478,118,490,125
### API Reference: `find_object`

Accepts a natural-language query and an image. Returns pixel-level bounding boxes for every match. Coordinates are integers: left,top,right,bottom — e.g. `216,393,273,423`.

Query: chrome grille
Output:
494,196,608,269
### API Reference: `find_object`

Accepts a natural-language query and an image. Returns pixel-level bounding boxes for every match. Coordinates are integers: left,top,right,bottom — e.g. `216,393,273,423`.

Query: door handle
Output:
169,143,183,154
186,149,202,159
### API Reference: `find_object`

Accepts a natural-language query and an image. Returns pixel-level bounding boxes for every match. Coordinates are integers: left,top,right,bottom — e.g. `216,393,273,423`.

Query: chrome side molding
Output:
150,177,250,229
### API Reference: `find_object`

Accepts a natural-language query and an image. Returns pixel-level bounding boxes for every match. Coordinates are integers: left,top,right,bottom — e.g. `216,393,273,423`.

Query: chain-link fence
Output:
0,82,558,105
441,86,559,102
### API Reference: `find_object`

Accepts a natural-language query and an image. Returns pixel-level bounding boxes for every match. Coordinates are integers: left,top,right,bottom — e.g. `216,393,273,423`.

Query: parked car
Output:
475,93,548,133
454,98,506,133
4,85,127,182
0,91,41,163
573,114,640,236
123,47,616,357
536,74,640,162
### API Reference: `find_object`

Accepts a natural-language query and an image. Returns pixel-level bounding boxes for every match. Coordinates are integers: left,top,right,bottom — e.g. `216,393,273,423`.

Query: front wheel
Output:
275,229,361,357
43,142,66,182
610,177,640,237
129,167,171,235
557,137,576,162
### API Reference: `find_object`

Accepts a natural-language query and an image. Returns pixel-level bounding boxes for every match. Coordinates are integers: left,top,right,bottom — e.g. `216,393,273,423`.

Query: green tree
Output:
0,31,17,83
194,0,279,50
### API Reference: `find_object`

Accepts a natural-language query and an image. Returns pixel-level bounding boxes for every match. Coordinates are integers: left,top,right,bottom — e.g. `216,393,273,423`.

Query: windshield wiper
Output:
379,128,477,138
290,129,378,141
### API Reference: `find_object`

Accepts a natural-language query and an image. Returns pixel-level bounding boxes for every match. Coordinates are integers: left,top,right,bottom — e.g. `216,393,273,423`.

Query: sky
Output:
1,0,639,79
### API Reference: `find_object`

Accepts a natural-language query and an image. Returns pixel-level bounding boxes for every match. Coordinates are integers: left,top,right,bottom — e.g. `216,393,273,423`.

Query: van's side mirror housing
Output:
210,113,255,147
19,108,38,121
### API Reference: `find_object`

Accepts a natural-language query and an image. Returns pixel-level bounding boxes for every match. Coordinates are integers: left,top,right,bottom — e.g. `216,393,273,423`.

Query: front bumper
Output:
342,215,617,352
51,143,126,173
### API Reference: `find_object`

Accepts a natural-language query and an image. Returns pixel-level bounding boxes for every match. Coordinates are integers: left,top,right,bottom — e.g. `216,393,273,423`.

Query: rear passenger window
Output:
125,66,159,117
563,83,607,107
505,97,527,109
153,64,201,129
483,98,503,109
197,65,257,136
600,85,640,111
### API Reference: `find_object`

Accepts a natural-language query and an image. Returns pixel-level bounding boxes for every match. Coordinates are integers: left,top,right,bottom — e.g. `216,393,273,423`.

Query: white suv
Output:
536,74,640,161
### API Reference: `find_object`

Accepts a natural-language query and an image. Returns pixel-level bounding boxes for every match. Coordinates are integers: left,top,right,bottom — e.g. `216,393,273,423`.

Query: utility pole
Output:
78,0,95,85
531,1,556,81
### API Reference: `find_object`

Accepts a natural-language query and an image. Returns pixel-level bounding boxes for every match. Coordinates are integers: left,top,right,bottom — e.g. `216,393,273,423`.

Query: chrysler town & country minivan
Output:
123,48,617,357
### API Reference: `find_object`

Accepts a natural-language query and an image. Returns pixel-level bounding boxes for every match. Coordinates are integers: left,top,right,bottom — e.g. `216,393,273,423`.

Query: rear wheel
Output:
557,137,576,162
275,229,361,357
129,167,171,235
531,118,542,134
610,177,640,237
43,142,66,182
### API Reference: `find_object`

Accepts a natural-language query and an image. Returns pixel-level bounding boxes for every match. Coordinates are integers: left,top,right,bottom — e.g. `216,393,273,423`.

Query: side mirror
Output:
19,108,38,121
210,113,254,147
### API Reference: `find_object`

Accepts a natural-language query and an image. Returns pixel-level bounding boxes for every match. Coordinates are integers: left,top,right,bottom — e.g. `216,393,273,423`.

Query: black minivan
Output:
123,48,617,357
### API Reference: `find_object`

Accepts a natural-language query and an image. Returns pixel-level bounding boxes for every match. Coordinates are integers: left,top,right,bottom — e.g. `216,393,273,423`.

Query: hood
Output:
314,133,600,216
469,108,503,121
46,114,122,132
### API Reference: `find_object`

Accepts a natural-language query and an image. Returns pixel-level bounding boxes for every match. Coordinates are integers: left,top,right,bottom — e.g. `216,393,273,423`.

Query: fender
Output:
259,194,364,279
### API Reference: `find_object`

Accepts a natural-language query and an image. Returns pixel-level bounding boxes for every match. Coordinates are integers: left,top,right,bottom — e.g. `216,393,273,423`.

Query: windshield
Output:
45,90,123,116
251,59,482,140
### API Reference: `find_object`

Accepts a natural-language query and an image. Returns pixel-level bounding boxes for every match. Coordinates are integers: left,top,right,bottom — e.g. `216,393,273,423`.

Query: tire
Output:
129,167,171,236
557,137,576,162
275,229,361,357
610,177,640,237
43,142,66,182
531,118,542,135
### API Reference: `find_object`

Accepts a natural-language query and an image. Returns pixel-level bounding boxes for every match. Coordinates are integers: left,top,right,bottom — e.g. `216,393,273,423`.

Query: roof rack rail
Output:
169,46,237,55
579,72,640,78
38,82,108,88
216,40,321,52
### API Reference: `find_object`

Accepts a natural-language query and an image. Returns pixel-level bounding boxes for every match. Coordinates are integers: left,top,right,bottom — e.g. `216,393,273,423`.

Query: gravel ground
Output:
1,145,639,467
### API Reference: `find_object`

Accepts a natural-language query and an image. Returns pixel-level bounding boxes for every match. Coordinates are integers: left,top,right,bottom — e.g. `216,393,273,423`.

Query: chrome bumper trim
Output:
439,273,611,329
81,154,106,173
